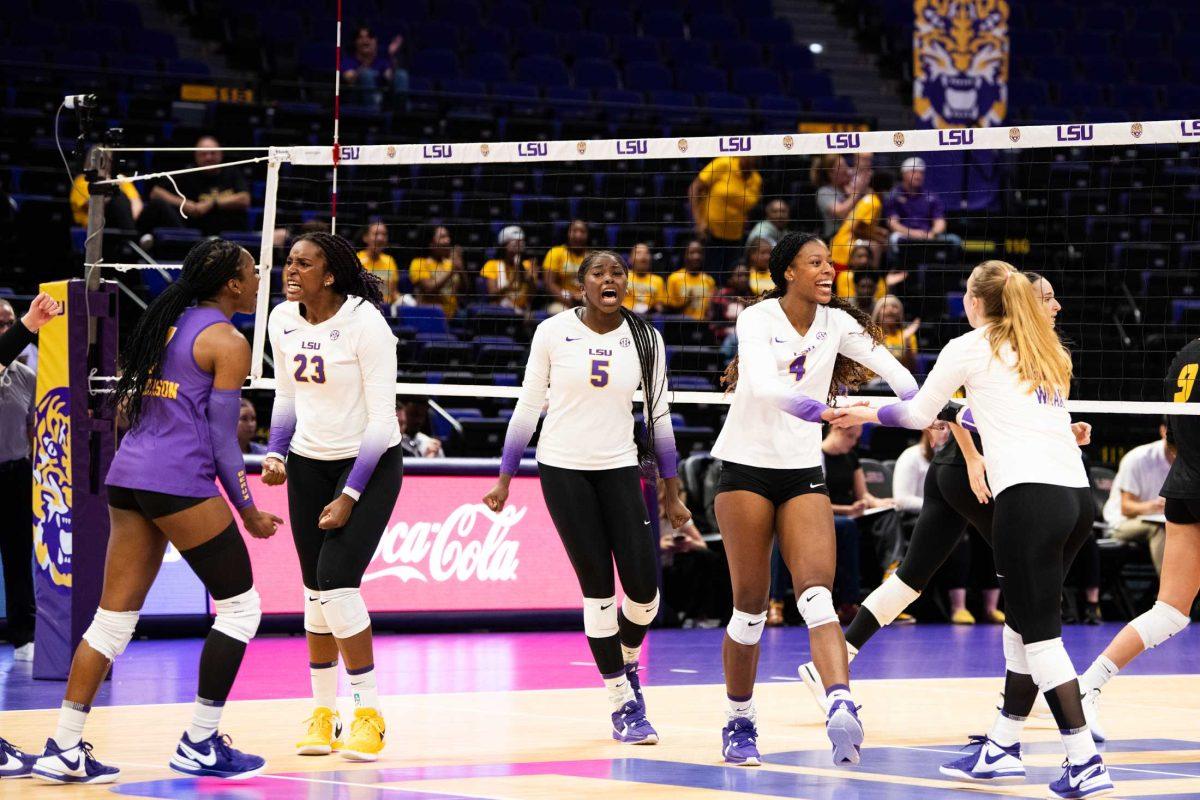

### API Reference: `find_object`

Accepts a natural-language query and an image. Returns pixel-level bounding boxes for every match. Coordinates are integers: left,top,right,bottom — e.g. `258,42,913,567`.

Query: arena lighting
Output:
809,42,825,54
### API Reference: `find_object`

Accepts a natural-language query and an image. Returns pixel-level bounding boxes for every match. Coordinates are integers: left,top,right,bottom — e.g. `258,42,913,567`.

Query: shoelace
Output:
0,738,20,758
79,742,100,766
304,713,333,734
209,734,236,760
730,722,757,746
960,734,989,751
351,714,383,737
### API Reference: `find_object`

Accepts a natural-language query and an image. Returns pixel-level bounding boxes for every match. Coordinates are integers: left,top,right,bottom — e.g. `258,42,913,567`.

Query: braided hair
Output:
113,237,246,429
293,232,385,309
720,231,885,403
576,250,666,476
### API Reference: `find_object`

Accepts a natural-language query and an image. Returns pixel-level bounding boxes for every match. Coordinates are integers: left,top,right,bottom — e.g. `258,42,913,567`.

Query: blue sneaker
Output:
611,700,658,745
939,735,1025,783
1048,755,1114,798
169,732,266,780
32,739,119,784
0,738,35,779
721,716,761,766
826,698,864,766
625,662,644,703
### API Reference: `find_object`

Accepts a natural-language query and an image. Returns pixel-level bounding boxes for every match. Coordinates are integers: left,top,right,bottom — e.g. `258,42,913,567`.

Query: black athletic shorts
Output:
715,461,828,507
106,484,209,519
1165,496,1200,525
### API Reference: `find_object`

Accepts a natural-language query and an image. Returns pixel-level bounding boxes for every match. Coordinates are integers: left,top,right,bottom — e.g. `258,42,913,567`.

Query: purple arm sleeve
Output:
654,431,679,479
499,415,537,477
783,395,829,423
207,388,253,509
342,420,393,500
957,407,977,432
265,394,296,460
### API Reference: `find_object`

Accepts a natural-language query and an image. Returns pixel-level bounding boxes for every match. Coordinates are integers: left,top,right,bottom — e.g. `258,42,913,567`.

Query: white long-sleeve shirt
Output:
712,299,918,469
892,444,930,513
877,325,1086,496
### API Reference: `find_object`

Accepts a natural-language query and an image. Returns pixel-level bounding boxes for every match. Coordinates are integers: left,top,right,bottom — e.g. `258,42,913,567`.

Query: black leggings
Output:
896,462,995,591
288,446,403,591
992,483,1094,644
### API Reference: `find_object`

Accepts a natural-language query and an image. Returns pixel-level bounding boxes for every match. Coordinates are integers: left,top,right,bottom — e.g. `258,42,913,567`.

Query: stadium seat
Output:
704,92,751,125
589,9,636,37
676,65,727,94
597,88,645,118
467,52,510,83
790,70,835,97
400,306,450,336
624,60,674,92
744,16,793,46
613,35,660,64
690,14,739,42
642,10,686,40
413,48,459,80
431,408,483,440
512,27,557,55
732,67,783,97
516,55,570,86
488,1,535,31
574,58,621,90
715,41,764,69
540,4,583,32
465,26,510,53
440,0,482,22
562,31,609,58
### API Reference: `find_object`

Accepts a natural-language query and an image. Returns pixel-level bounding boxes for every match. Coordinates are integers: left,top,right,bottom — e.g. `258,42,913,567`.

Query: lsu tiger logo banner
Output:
913,0,1010,129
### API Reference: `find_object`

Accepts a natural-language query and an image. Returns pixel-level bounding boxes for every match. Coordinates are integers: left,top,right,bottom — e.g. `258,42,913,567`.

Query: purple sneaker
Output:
939,735,1025,783
826,698,864,766
0,738,35,779
169,732,266,780
624,662,644,703
1048,755,1114,798
721,716,761,766
32,740,119,784
611,699,658,745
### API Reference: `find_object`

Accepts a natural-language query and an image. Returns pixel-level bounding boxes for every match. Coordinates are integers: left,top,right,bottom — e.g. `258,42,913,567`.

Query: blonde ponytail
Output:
969,260,1073,399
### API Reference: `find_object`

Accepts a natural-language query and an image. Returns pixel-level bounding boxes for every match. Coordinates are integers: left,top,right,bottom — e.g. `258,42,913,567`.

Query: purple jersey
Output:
107,306,230,497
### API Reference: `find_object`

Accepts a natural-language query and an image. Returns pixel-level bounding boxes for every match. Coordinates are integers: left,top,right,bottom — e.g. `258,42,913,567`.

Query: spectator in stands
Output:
238,397,267,455
689,155,761,272
744,236,775,296
140,135,250,239
811,153,870,238
341,26,409,109
884,157,962,254
482,225,537,311
745,198,791,247
659,480,726,629
710,262,753,344
871,295,920,373
542,219,589,310
69,146,142,230
666,238,717,321
1103,422,1175,574
409,224,463,319
0,300,35,370
623,242,665,315
829,171,892,272
892,427,947,515
357,221,400,304
0,305,37,661
397,398,444,458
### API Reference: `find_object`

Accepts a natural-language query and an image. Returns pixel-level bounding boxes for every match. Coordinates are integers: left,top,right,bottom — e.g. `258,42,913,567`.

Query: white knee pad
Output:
621,591,660,627
82,608,139,661
726,608,768,645
1130,600,1190,650
1002,625,1029,674
1024,638,1077,694
303,586,331,635
796,586,838,629
212,588,262,644
319,587,372,639
582,595,619,638
860,575,920,627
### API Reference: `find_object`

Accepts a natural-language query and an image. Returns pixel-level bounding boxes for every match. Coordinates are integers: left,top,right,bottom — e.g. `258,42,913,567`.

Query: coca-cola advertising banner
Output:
240,474,583,613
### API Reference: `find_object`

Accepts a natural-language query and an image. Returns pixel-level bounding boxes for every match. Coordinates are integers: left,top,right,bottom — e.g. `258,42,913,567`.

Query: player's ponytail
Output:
721,232,884,402
113,237,246,429
295,232,385,309
971,260,1073,398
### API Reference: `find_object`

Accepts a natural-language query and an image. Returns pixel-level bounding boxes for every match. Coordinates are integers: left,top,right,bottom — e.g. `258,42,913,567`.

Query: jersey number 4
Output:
789,355,807,381
293,354,327,384
1175,362,1198,402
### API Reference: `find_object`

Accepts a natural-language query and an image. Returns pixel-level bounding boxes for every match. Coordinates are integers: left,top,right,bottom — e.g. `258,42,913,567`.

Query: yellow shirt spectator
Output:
694,157,762,241
358,249,399,303
666,269,717,320
70,174,140,226
748,269,774,296
409,256,458,317
623,272,666,314
835,271,887,302
542,245,585,294
829,193,883,266
881,329,918,364
481,258,536,310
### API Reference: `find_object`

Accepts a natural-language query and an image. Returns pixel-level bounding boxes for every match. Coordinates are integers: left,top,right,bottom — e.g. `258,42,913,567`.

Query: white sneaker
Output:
798,661,831,715
939,735,1026,783
1081,687,1106,743
12,643,33,662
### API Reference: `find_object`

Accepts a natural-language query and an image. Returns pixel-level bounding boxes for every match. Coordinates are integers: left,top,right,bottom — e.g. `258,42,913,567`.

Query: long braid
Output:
296,232,385,308
113,237,245,429
720,232,886,403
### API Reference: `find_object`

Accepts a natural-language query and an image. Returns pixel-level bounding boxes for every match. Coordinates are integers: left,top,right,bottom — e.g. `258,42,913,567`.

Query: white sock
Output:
310,659,339,710
988,710,1026,748
603,671,635,709
348,665,379,711
53,701,89,750
1063,726,1099,764
621,643,641,665
727,694,755,722
1080,655,1118,694
186,697,223,742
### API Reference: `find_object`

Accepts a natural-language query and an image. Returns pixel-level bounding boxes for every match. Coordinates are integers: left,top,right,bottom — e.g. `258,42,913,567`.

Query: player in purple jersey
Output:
32,239,281,785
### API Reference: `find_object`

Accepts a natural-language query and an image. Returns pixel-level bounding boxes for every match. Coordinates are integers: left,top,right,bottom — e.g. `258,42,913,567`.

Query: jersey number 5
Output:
293,354,327,384
1175,362,1198,402
789,355,807,382
590,359,610,388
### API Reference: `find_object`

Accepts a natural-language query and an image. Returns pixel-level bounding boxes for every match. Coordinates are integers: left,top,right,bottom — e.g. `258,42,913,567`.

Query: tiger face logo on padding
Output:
33,388,72,591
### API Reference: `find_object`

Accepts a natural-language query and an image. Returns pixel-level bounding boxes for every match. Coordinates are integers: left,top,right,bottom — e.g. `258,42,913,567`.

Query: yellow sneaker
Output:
985,608,1006,625
951,608,976,625
297,707,343,756
341,708,386,762
895,611,916,624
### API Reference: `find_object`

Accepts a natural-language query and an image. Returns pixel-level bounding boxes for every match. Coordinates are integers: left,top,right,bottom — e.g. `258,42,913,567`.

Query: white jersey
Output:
1102,439,1171,526
501,310,675,473
712,300,917,469
880,325,1086,496
267,297,402,464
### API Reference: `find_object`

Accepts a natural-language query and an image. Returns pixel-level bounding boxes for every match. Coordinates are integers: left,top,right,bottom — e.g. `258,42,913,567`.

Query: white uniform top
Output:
267,297,402,468
891,444,931,513
1102,439,1171,526
501,310,675,473
879,324,1087,496
711,300,918,469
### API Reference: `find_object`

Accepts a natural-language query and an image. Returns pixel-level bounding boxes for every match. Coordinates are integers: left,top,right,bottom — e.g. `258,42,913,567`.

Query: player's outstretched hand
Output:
826,404,877,427
261,457,287,486
20,292,63,332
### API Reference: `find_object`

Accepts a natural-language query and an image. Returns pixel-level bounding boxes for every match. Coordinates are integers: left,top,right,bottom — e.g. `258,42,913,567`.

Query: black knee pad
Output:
180,521,253,600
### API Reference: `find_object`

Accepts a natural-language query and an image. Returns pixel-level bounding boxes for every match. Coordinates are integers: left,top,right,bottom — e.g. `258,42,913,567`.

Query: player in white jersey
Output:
709,232,919,767
484,250,691,745
834,261,1114,799
262,233,404,763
